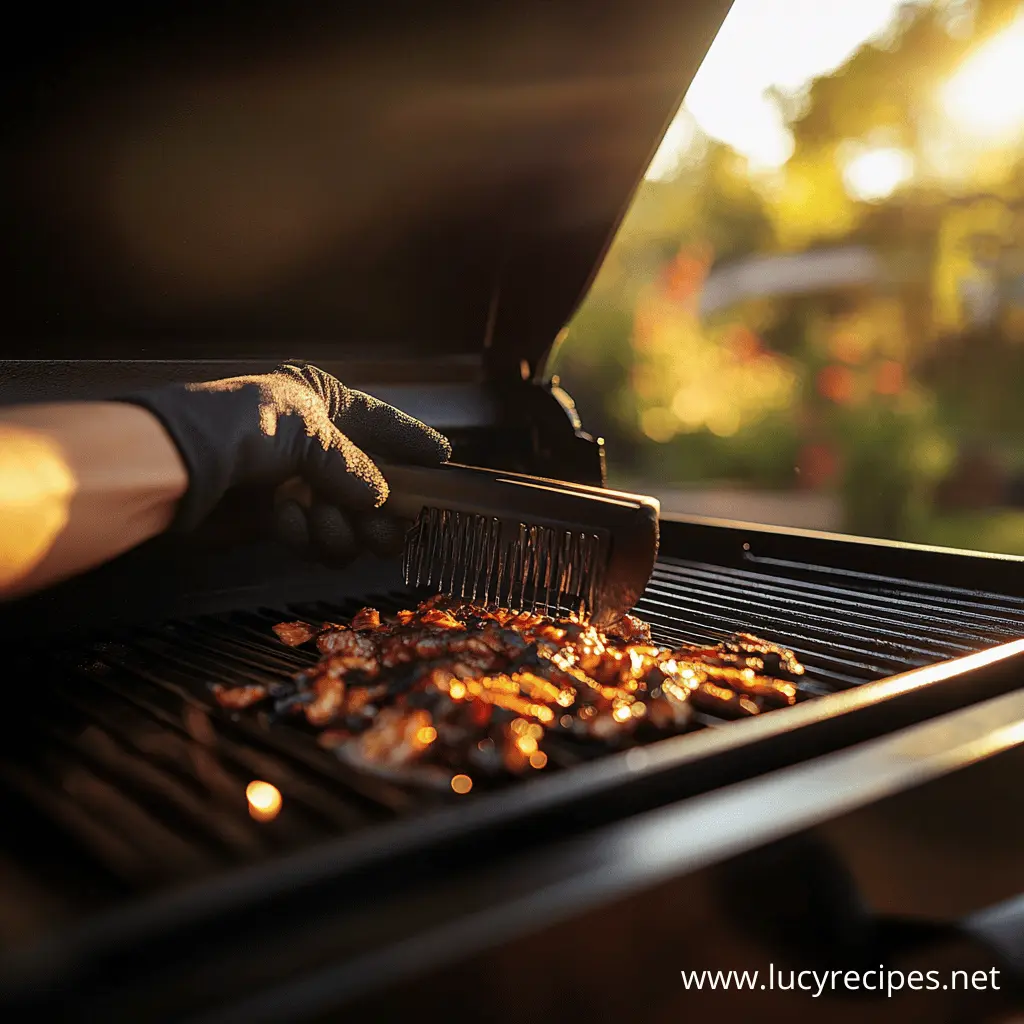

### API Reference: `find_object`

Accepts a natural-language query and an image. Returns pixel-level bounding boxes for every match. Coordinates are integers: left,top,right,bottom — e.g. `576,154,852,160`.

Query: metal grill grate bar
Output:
655,561,1024,638
0,595,427,914
749,552,1024,593
3,563,1021,944
662,559,1024,634
644,577,971,660
633,558,1024,689
636,603,884,688
81,672,384,829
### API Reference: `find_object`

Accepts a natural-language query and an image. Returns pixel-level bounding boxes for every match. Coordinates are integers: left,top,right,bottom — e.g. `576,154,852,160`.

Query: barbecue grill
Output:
3,2,1024,1021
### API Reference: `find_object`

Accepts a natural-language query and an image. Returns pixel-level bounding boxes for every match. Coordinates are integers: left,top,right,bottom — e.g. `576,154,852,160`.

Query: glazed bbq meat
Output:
215,598,807,792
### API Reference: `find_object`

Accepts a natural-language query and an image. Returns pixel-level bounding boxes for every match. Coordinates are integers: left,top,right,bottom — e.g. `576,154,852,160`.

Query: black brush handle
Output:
377,461,660,624
378,461,657,529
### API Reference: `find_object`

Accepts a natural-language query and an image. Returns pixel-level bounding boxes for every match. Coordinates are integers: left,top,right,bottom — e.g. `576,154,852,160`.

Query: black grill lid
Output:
2,0,732,370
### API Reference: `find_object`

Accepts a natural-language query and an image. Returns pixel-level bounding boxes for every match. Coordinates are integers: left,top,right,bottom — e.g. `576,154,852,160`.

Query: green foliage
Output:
629,412,802,488
915,508,1024,553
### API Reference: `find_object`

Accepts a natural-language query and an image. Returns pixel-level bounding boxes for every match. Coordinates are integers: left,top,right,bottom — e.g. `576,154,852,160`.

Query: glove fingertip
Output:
357,511,410,558
304,435,388,512
428,427,453,464
329,388,452,466
402,424,453,466
273,499,311,551
308,502,359,567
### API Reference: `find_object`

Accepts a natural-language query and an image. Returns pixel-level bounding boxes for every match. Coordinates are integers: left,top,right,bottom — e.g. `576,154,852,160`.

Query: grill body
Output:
2,510,1023,1022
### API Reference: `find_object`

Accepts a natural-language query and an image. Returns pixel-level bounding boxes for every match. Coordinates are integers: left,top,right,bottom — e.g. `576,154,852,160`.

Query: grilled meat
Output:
272,621,317,647
272,620,346,648
212,683,269,709
223,598,811,792
605,613,651,644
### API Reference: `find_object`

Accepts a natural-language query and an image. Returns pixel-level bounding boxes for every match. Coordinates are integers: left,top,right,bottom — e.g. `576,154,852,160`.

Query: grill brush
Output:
378,462,660,627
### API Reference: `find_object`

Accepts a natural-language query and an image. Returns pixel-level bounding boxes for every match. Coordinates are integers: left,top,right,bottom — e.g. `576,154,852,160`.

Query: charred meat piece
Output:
701,664,798,707
272,621,318,647
605,613,652,644
723,632,805,679
273,620,347,647
350,607,382,631
212,683,269,709
686,633,805,681
419,608,467,631
317,629,377,658
690,682,760,719
305,674,346,727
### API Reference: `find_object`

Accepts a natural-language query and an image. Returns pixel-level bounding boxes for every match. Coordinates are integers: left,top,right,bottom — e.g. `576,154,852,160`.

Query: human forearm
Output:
0,402,188,599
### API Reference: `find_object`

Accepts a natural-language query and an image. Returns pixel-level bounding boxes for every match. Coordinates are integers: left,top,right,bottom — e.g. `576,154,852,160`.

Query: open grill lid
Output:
3,0,732,374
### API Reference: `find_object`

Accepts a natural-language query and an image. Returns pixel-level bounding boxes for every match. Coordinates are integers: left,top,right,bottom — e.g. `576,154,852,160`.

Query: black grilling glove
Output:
115,362,451,564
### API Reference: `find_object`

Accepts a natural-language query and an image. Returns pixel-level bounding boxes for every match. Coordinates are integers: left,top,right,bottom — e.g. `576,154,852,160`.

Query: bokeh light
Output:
842,147,914,203
942,15,1024,142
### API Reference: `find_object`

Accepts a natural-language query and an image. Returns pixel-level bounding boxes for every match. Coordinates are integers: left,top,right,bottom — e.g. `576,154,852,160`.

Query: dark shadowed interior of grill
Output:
2,551,1022,954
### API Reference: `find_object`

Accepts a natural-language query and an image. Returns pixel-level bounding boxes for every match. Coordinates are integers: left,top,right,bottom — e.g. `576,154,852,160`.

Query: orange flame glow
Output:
451,774,473,795
246,780,283,822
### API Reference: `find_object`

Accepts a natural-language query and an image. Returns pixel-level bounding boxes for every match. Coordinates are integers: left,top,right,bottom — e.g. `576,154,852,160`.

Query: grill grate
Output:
2,560,1023,949
636,557,1024,688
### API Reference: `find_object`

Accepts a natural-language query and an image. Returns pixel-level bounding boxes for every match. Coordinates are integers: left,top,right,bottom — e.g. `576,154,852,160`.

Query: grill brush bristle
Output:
403,510,606,619
379,463,660,627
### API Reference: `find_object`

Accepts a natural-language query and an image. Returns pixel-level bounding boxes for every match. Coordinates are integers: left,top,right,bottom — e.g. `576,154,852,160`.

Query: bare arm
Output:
0,402,188,599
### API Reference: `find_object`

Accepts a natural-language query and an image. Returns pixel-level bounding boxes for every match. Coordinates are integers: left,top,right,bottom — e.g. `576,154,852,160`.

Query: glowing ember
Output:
451,774,474,795
516,735,539,755
246,780,282,822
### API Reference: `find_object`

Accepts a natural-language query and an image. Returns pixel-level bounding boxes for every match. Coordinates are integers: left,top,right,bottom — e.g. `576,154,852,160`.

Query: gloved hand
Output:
115,362,451,564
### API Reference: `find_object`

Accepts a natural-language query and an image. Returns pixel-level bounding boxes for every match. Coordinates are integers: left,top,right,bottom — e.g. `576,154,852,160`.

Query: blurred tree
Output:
549,139,781,473
767,0,1024,537
768,149,858,249
792,4,961,150
552,0,1024,551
